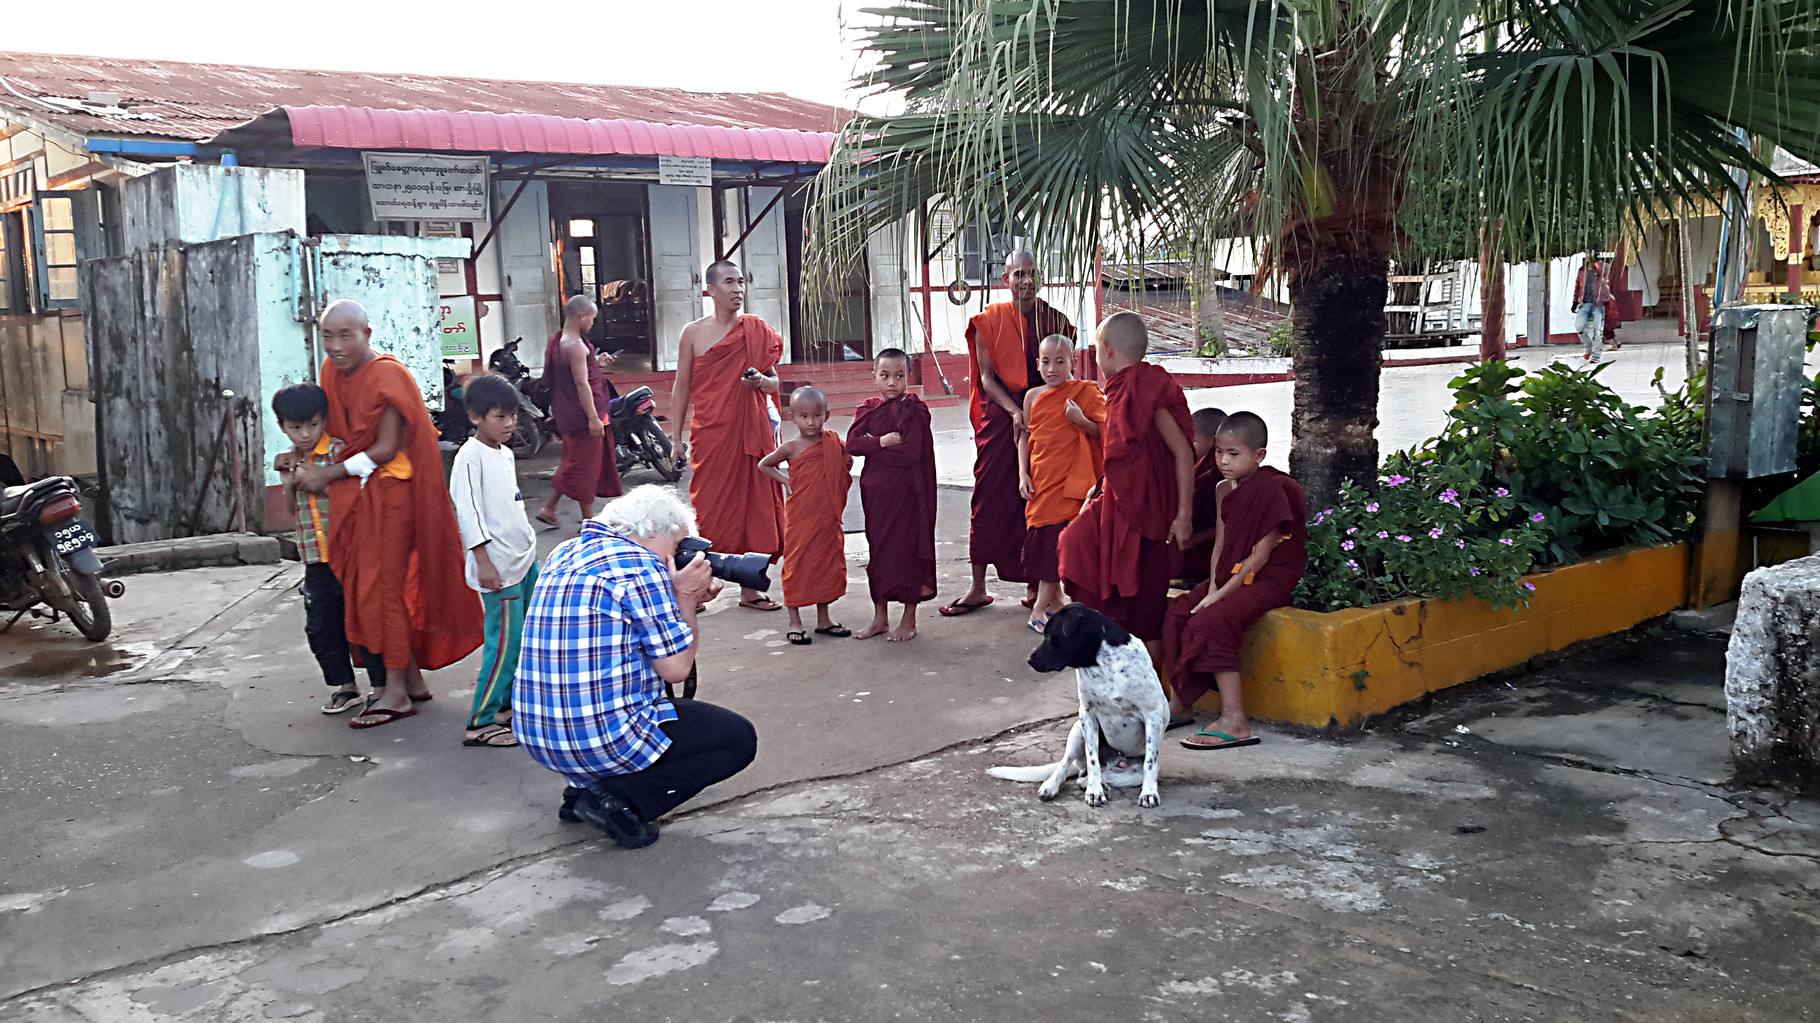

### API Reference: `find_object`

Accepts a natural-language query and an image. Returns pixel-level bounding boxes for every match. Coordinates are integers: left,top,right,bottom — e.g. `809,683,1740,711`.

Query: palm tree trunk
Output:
1289,254,1388,509
1480,221,1507,361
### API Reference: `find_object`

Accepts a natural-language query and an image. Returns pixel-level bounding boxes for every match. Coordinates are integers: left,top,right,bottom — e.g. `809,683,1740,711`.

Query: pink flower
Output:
1366,502,1380,513
1429,528,1444,539
1530,512,1545,523
1347,559,1360,571
1455,539,1466,549
1376,531,1390,539
1346,527,1357,535
1469,567,1481,576
1499,538,1514,546
1385,475,1411,487
1396,534,1413,542
1438,489,1459,505
1341,540,1355,551
1495,488,1510,498
1523,582,1537,591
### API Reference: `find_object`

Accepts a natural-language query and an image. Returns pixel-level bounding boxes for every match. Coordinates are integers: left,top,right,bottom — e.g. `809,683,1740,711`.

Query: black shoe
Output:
571,784,660,849
558,786,583,823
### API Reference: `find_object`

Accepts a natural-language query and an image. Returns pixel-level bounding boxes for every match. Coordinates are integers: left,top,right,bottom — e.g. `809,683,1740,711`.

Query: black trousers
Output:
592,699,757,822
302,562,386,689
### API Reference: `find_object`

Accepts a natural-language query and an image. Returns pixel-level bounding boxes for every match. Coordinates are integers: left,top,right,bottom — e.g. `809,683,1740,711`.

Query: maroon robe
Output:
544,330,624,503
965,299,1075,581
1179,451,1224,584
1163,465,1308,706
1058,362,1191,641
849,394,937,605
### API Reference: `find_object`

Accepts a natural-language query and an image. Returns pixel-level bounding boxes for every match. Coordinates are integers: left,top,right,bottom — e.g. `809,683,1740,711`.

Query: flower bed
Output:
1212,543,1689,729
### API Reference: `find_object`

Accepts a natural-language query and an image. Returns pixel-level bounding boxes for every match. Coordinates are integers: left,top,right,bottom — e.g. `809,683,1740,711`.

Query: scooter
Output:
610,385,681,482
486,337,550,456
0,455,119,642
436,361,474,447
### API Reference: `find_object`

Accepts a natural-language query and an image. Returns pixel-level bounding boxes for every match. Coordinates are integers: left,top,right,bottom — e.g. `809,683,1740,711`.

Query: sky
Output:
4,0,896,113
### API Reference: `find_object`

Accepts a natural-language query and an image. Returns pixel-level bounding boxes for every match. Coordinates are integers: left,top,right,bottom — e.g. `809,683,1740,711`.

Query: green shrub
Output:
1294,361,1703,612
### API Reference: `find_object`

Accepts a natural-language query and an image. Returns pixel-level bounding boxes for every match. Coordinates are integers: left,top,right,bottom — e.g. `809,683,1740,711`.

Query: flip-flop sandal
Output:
787,630,812,646
937,597,994,617
462,724,520,747
409,692,434,702
814,624,852,637
1181,728,1260,751
534,512,560,529
1026,618,1047,634
1166,714,1196,731
739,597,783,611
349,706,418,729
1020,596,1037,609
321,690,365,715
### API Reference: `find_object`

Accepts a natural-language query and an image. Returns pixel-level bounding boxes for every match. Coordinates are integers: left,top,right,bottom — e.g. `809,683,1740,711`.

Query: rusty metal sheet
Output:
0,51,851,142
1709,303,1811,479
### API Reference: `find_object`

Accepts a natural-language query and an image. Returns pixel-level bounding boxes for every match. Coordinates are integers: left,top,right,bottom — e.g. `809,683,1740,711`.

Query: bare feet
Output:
853,616,891,640
888,607,918,642
401,663,432,702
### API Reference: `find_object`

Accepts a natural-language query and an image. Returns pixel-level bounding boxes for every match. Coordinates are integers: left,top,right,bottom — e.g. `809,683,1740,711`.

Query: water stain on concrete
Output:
228,760,315,779
598,896,652,921
604,941,718,985
127,982,221,1015
3,645,140,679
706,892,760,912
239,955,367,995
658,916,711,936
774,903,831,925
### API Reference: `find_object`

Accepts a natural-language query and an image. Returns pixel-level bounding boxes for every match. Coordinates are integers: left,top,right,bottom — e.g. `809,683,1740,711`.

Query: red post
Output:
1789,204,1804,296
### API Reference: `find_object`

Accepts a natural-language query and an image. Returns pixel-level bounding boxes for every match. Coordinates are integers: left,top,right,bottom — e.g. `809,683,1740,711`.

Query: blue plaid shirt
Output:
515,520,693,785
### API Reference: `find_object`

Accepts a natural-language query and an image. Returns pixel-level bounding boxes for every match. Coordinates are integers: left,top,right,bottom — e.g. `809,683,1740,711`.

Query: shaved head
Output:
320,298,369,330
1006,249,1036,272
1192,407,1229,439
1096,311,1148,359
564,294,598,320
1217,410,1268,450
790,384,827,411
705,259,740,282
1039,333,1075,355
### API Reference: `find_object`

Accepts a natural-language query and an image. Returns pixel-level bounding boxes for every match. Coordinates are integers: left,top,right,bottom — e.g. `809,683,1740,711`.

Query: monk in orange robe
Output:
673,260,785,608
759,386,853,643
289,299,483,729
940,250,1076,617
1058,311,1195,644
1017,334,1104,632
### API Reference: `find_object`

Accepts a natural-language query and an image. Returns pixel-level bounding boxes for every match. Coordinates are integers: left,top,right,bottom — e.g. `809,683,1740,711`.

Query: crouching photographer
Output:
516,485,757,849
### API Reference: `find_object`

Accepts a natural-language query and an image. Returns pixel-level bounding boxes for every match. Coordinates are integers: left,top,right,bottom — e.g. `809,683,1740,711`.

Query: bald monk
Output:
940,250,1076,617
1057,311,1195,646
1016,334,1104,632
1176,406,1229,587
536,294,623,528
288,299,484,729
672,260,785,609
1163,411,1307,749
848,349,937,641
759,386,853,644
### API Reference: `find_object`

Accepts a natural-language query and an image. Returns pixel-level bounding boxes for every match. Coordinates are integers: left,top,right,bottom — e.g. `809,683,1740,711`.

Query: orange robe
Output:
964,299,1075,579
1057,362,1191,641
780,430,852,608
322,354,483,671
1024,380,1105,529
687,315,785,556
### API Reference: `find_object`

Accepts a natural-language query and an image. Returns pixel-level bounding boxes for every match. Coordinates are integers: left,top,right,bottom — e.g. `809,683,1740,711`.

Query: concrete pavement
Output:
2,357,1817,1020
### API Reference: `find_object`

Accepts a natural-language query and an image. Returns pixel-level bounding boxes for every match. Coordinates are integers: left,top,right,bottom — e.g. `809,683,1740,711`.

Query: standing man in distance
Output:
941,250,1076,617
288,299,483,728
670,260,785,610
537,294,624,528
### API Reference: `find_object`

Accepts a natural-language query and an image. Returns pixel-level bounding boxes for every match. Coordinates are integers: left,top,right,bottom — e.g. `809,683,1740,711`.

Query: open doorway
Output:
785,191,871,363
552,182,655,371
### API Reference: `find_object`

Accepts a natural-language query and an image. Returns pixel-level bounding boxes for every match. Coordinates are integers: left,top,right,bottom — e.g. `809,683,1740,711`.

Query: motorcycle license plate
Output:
52,520,97,556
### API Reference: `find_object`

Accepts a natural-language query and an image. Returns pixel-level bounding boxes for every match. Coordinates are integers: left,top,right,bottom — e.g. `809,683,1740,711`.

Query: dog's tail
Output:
986,762,1067,783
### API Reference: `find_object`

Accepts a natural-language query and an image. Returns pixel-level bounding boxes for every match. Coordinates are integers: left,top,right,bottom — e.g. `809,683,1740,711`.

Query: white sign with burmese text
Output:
658,155,712,187
364,153,490,221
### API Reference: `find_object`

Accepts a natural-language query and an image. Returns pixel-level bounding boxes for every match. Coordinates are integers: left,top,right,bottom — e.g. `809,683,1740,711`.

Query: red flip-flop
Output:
349,706,418,730
937,597,994,617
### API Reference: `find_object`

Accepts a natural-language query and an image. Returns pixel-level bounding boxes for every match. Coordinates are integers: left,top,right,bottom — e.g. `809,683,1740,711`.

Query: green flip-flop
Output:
1181,728,1261,751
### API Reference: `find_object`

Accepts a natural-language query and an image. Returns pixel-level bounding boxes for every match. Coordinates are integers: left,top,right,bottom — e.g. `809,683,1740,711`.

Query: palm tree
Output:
808,0,1820,507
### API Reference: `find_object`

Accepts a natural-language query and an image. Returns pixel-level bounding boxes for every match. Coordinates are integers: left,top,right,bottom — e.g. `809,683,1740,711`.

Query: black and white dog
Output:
988,604,1168,808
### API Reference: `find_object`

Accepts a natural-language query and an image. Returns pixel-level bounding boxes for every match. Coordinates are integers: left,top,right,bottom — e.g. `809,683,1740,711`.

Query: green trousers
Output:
468,561,538,730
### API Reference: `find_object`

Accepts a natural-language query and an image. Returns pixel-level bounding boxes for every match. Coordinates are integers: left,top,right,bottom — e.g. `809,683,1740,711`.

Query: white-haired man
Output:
515,485,757,848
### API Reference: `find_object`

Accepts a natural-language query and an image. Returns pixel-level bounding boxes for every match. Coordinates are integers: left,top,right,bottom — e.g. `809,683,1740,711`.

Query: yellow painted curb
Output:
1200,543,1689,728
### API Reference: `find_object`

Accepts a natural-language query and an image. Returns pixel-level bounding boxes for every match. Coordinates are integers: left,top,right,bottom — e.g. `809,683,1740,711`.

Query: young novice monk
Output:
759,385,853,645
449,373,541,748
847,349,937,641
1163,411,1307,750
1175,407,1229,588
1017,334,1104,633
1058,311,1195,645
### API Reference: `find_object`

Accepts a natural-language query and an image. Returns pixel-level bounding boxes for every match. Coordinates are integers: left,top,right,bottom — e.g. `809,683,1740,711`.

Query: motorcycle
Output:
0,455,118,642
435,361,474,447
486,337,550,457
610,385,682,482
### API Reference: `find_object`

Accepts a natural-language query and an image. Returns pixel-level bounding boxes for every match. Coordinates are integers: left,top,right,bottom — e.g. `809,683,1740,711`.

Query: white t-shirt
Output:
449,438,538,591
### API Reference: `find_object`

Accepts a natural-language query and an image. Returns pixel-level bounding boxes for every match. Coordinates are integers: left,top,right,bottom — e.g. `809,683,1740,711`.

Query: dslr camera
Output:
674,537,772,592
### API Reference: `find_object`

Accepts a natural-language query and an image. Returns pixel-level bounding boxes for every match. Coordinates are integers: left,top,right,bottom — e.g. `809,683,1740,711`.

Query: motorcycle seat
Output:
2,479,61,518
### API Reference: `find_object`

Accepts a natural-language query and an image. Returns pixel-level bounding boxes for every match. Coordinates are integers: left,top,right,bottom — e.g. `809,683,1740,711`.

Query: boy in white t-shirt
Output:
449,373,541,748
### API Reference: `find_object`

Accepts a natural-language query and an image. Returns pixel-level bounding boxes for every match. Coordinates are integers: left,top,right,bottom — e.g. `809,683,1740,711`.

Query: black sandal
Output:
814,624,852,637
787,630,812,645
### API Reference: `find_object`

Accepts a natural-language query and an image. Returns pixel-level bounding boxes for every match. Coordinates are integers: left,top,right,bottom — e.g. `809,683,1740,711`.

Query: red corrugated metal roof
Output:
285,106,834,162
0,51,850,141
